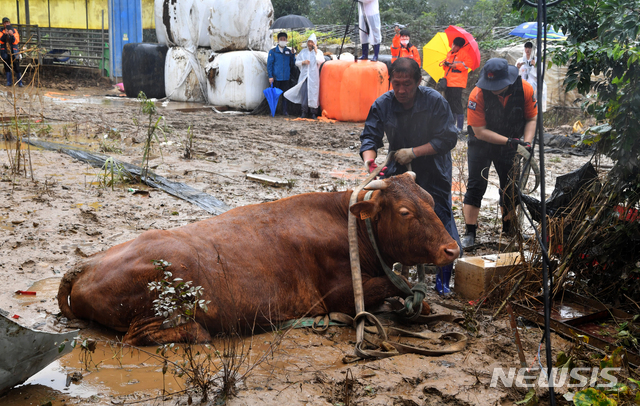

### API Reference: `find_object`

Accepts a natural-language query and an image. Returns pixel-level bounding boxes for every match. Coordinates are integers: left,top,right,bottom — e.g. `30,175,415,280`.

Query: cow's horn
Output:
406,171,416,181
364,180,387,190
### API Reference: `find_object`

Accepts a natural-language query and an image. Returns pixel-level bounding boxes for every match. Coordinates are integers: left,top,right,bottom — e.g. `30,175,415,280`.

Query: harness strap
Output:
363,191,413,296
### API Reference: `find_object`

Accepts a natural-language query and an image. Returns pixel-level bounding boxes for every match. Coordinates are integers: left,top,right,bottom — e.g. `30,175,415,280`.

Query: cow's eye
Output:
399,208,410,217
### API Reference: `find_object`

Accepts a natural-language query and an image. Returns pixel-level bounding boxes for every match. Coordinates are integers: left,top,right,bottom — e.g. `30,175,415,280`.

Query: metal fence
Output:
12,22,108,74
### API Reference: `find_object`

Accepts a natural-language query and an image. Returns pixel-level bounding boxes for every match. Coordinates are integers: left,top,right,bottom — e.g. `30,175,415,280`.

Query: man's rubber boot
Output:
461,224,476,249
300,106,308,119
310,108,317,119
6,71,12,87
17,77,23,87
359,43,369,60
282,99,288,116
371,44,380,61
435,263,453,296
461,231,476,249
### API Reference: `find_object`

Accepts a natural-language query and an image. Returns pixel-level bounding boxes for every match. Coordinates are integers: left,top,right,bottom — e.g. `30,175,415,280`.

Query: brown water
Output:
3,277,348,404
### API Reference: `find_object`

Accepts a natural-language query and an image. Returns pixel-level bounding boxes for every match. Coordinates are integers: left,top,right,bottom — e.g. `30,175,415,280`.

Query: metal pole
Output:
101,10,105,77
86,0,90,64
25,0,30,24
16,0,20,25
108,0,114,82
536,0,554,403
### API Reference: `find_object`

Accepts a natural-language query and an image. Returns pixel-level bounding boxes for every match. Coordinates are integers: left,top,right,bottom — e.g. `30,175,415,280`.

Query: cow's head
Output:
349,172,460,267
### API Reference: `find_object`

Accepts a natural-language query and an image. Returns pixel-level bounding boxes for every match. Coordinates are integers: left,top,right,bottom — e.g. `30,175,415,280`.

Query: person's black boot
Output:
461,224,477,249
358,43,369,60
300,106,308,119
371,44,380,61
310,108,317,119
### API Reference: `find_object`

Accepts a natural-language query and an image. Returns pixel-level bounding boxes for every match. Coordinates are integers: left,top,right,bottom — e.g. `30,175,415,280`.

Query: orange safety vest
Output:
0,27,20,47
443,50,470,88
391,34,400,59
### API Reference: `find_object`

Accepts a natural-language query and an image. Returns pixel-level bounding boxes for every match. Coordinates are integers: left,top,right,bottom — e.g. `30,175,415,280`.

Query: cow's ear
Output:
350,201,381,220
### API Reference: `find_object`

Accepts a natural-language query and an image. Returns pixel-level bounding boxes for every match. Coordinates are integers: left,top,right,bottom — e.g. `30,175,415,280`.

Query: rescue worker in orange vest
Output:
0,17,23,87
442,37,471,133
391,29,420,66
390,24,402,60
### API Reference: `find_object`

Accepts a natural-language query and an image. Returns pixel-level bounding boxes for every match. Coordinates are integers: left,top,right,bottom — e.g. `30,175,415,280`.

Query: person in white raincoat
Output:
284,34,324,119
516,41,547,112
358,0,382,61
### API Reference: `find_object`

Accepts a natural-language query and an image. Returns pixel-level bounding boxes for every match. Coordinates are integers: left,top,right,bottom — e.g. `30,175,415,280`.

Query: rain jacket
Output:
392,43,420,65
0,26,20,56
443,49,471,88
358,0,381,45
284,34,323,109
267,44,295,82
391,34,400,58
360,86,460,244
517,50,547,112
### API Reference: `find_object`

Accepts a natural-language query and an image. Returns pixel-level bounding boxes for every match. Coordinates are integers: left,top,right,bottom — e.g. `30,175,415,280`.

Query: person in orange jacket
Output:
390,24,402,60
392,29,420,66
442,37,472,133
0,17,23,87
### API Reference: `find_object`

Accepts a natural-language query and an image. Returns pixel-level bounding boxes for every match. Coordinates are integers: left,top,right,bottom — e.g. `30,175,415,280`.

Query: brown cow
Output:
57,173,459,345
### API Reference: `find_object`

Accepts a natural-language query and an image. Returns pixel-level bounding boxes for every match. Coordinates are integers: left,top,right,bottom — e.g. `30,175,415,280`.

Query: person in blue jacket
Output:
360,58,460,295
267,32,295,116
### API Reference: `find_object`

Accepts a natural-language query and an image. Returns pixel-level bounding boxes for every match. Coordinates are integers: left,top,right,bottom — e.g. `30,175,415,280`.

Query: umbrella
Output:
509,22,566,41
422,32,450,82
444,25,481,71
270,15,314,30
263,84,283,117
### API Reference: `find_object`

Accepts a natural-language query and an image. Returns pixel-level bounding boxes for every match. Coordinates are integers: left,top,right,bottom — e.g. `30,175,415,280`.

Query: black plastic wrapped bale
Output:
122,43,169,99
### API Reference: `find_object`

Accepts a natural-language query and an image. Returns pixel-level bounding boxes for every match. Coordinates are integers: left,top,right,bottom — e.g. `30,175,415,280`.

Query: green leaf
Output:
573,387,617,406
515,388,539,405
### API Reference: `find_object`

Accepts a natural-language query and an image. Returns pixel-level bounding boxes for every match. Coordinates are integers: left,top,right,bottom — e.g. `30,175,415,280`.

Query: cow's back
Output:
61,192,352,333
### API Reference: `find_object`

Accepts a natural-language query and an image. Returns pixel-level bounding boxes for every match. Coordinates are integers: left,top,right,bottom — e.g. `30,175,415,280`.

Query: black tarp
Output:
520,161,599,223
25,139,230,216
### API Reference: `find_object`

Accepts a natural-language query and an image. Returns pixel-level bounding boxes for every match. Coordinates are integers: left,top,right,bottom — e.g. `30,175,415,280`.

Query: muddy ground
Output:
0,82,602,406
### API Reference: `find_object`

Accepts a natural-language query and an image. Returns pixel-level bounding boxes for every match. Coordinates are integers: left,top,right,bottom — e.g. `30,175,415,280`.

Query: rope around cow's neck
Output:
362,191,430,321
348,153,394,355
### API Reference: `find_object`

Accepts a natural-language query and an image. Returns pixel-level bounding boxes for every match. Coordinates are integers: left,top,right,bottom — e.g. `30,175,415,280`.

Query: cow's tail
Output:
57,268,83,319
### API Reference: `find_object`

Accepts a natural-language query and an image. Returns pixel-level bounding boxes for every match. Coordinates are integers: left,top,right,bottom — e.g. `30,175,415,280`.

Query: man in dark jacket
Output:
267,32,295,115
360,58,460,295
461,58,538,248
0,17,23,87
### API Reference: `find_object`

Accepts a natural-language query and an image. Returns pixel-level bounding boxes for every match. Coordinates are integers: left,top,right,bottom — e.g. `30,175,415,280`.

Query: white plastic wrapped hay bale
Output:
205,51,269,110
154,0,215,49
164,47,212,102
207,0,273,52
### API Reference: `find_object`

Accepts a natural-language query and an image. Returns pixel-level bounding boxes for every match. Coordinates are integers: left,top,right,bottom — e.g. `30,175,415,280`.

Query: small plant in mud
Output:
135,91,165,182
96,157,131,190
147,259,286,404
98,138,122,154
148,260,210,323
183,125,193,160
59,336,100,371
